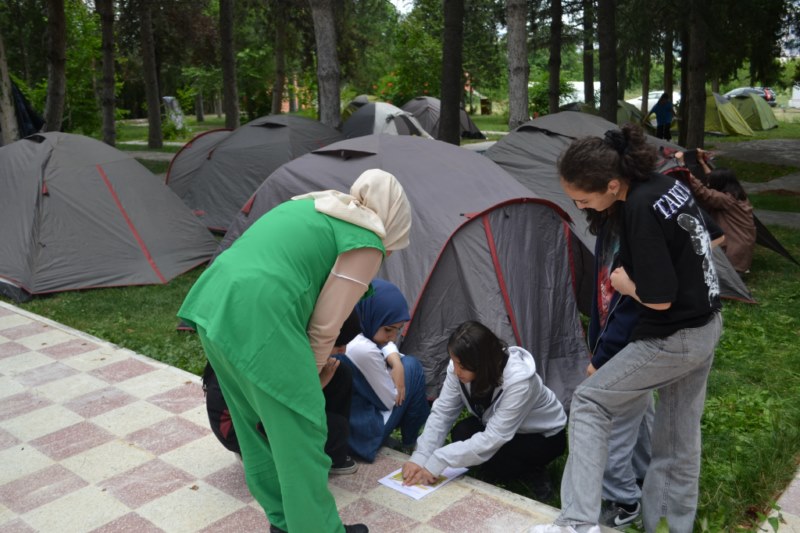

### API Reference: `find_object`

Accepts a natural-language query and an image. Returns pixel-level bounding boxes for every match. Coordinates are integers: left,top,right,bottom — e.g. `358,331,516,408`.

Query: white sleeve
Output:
380,342,401,359
408,364,466,475
423,379,535,476
346,336,397,411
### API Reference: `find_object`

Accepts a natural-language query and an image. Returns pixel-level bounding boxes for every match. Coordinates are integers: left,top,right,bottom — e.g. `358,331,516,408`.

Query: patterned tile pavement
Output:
1,300,797,533
0,301,569,533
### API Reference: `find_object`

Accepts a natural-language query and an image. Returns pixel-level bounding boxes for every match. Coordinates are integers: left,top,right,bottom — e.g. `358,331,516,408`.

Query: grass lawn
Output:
4,111,798,532
6,222,797,532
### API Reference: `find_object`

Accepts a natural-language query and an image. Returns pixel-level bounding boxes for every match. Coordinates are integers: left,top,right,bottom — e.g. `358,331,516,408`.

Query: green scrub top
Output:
178,199,384,425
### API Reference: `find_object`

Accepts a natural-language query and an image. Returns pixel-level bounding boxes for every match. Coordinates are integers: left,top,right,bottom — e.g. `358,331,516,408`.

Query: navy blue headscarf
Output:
355,279,410,340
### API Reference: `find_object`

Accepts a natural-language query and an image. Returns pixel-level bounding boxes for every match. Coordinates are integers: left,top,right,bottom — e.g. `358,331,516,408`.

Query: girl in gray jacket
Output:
402,321,566,497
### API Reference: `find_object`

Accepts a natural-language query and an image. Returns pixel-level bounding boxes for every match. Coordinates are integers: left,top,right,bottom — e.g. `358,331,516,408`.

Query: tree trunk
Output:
597,0,616,123
43,0,66,132
0,31,18,144
678,27,689,144
617,53,626,107
220,0,239,128
271,7,287,115
506,0,529,129
683,3,707,149
289,74,298,112
640,60,650,116
440,0,464,145
195,91,205,122
582,0,595,107
97,0,116,146
8,1,31,85
547,0,563,114
663,30,673,93
309,0,341,129
141,2,162,148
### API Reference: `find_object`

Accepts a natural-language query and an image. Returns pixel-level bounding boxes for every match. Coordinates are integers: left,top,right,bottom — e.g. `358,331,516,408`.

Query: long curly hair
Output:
558,123,658,234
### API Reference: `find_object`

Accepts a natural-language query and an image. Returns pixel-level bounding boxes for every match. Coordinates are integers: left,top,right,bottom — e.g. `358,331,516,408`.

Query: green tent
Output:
617,100,644,125
729,93,779,131
705,93,753,136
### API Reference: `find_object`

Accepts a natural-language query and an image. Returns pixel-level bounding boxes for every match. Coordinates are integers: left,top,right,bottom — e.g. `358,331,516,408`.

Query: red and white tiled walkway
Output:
0,301,568,533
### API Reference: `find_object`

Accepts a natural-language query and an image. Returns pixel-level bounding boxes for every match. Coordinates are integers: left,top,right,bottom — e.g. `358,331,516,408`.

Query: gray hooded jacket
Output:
409,346,566,477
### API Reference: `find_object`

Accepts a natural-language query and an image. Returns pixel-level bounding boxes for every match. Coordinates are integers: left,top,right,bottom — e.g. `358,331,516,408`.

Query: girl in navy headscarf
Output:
338,279,430,462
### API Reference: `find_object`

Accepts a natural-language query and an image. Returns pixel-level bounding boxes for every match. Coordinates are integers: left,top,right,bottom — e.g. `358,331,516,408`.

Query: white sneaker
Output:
526,525,601,533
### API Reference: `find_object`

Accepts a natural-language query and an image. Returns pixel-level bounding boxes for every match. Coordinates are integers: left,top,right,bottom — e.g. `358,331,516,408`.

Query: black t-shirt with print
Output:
619,173,721,340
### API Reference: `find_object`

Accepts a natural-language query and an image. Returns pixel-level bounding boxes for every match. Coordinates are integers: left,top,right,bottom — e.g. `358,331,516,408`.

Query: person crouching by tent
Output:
401,321,567,500
338,278,430,462
178,169,412,533
202,309,364,475
677,148,756,275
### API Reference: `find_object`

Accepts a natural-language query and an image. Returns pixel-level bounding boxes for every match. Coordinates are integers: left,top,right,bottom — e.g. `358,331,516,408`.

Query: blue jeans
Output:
383,355,430,447
340,355,430,461
602,393,654,505
557,313,722,533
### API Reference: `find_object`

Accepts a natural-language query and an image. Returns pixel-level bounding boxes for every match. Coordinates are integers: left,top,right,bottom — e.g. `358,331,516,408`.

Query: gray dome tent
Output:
401,96,485,140
219,134,587,408
166,114,344,232
485,111,756,306
342,102,433,139
165,128,232,198
0,133,217,302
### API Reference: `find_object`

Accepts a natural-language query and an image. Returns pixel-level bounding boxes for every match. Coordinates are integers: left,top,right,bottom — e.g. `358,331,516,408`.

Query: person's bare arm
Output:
307,247,383,372
610,267,671,311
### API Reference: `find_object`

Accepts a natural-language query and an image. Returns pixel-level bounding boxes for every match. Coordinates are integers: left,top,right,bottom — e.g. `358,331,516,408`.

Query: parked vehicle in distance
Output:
724,86,777,107
625,91,682,110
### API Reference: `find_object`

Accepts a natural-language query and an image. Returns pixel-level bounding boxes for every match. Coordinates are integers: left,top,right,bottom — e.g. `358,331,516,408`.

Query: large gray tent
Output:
485,111,755,307
219,134,587,408
401,96,485,140
166,115,344,232
0,133,217,302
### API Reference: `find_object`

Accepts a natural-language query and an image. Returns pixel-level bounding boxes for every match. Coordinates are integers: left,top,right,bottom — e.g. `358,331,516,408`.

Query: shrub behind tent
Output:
485,111,756,307
167,114,344,232
219,134,587,408
0,133,217,302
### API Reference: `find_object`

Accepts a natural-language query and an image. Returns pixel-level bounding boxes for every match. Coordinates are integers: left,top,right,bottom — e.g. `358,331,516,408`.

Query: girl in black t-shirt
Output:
529,124,722,533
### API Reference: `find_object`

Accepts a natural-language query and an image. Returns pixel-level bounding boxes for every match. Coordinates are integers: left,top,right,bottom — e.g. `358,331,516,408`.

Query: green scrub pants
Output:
198,329,345,533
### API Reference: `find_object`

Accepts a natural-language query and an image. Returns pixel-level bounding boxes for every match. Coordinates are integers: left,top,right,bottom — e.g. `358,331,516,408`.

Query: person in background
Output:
645,93,677,141
677,148,756,275
402,320,566,501
178,169,412,533
339,278,430,462
529,124,722,533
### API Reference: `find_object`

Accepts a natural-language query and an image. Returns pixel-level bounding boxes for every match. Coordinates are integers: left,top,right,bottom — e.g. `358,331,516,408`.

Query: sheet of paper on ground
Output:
378,466,469,500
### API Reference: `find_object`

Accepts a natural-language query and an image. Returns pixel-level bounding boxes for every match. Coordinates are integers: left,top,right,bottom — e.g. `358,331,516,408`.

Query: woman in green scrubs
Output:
179,169,412,533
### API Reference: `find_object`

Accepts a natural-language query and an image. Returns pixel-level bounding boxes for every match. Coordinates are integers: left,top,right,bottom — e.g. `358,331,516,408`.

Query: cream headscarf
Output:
292,169,412,251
